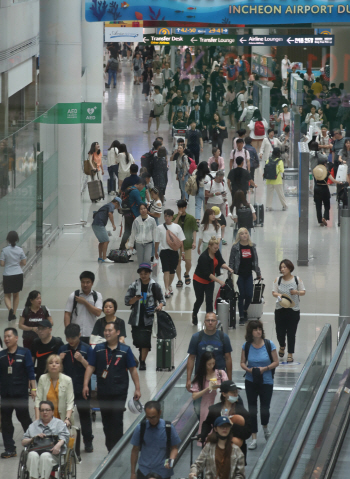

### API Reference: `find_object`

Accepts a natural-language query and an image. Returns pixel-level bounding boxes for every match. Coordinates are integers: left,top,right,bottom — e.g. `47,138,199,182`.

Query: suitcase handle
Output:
254,277,264,282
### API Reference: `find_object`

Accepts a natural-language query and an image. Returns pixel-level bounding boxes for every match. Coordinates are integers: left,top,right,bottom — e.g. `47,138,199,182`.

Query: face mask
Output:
228,396,238,404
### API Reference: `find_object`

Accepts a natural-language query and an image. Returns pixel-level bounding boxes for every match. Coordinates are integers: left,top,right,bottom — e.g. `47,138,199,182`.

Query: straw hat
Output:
313,164,327,181
279,293,295,309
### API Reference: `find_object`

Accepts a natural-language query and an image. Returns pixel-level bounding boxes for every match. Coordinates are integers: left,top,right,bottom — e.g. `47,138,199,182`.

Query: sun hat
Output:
313,165,328,181
211,206,221,219
279,293,295,309
137,263,152,273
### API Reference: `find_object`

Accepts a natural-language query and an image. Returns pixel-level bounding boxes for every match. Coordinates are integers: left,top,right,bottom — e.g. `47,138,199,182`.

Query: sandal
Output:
196,219,201,226
287,354,293,363
176,280,183,288
278,347,285,358
184,274,191,285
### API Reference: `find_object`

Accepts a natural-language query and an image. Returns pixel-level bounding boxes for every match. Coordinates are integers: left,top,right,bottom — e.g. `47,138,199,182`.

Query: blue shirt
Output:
131,419,181,477
92,203,115,227
0,347,35,397
187,331,232,373
0,245,26,276
128,187,143,218
243,341,276,385
121,174,141,192
58,341,90,394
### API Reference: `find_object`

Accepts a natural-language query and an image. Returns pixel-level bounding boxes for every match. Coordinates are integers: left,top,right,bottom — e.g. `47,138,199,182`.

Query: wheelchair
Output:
17,427,79,479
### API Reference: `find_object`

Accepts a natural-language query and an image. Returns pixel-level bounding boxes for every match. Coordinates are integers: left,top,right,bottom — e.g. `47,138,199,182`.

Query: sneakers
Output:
154,130,159,133
109,191,116,196
239,318,245,326
243,311,248,321
103,258,114,264
165,290,171,299
263,428,271,440
139,360,146,371
144,130,150,133
248,440,257,450
84,442,94,453
169,286,174,295
1,450,17,458
98,258,104,263
222,239,227,245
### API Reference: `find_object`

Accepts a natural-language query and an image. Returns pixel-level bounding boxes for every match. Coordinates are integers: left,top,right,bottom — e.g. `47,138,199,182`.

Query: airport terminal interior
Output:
1,1,350,478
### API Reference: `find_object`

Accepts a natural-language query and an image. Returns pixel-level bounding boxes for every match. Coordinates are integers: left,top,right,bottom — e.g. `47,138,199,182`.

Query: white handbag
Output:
336,164,347,182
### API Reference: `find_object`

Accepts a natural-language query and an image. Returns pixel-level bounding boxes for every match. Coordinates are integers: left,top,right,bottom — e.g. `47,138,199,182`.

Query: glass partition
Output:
250,324,332,479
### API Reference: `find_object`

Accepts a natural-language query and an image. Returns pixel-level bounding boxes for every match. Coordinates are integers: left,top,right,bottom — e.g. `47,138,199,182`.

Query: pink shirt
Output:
208,156,225,170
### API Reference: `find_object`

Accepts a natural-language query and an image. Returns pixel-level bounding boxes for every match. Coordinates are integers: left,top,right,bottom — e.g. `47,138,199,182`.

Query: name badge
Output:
16,359,22,362
102,370,108,379
8,367,12,374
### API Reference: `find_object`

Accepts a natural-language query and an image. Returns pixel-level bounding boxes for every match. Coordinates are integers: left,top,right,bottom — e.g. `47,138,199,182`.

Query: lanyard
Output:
70,350,76,363
105,349,113,370
8,354,14,367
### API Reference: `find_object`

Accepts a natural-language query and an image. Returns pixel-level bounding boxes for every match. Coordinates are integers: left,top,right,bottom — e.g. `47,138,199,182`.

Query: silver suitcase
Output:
247,301,264,320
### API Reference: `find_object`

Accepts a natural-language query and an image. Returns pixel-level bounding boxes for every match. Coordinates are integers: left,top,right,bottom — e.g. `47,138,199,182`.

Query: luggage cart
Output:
172,128,187,148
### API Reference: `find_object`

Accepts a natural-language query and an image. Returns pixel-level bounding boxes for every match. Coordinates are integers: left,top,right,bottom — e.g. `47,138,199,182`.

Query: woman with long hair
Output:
229,228,261,325
19,291,53,349
107,140,121,195
194,161,210,225
35,355,74,427
192,237,233,325
189,416,245,479
208,147,225,171
247,108,268,152
198,208,221,253
240,320,279,451
174,143,189,200
88,141,104,181
229,190,256,236
211,112,227,154
91,298,127,343
0,230,26,321
116,143,135,190
190,352,228,436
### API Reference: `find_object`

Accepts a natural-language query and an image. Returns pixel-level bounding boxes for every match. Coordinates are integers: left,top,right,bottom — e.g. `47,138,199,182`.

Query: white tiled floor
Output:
0,60,341,478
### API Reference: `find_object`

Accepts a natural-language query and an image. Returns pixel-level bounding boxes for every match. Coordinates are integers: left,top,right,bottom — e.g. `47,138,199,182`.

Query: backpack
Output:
188,157,197,175
109,58,119,71
71,290,98,318
141,151,155,175
156,310,177,339
22,305,49,320
107,249,129,263
227,64,236,79
278,275,300,300
185,175,198,196
263,158,280,180
245,339,275,378
237,205,253,229
254,121,265,136
163,223,183,251
140,419,172,457
120,187,136,216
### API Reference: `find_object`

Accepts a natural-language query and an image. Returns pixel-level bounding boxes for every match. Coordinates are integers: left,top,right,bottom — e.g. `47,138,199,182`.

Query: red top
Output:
193,256,219,284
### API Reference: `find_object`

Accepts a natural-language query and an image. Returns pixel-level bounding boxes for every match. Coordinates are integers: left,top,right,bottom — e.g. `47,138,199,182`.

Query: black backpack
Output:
140,419,172,457
157,310,177,340
109,58,119,71
263,158,280,180
71,290,98,318
244,339,275,378
141,151,155,176
237,205,253,229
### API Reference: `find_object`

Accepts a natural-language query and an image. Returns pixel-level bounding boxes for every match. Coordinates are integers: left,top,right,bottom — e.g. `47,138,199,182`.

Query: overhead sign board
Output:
143,34,236,46
157,27,229,35
86,0,350,25
105,26,144,42
239,34,335,46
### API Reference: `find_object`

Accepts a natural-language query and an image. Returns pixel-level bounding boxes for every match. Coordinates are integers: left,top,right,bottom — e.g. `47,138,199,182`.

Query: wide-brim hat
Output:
313,164,327,181
279,293,295,309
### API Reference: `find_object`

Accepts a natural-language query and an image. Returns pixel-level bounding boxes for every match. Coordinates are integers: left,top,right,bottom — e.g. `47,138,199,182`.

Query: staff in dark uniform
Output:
0,327,36,458
313,160,341,226
83,322,141,452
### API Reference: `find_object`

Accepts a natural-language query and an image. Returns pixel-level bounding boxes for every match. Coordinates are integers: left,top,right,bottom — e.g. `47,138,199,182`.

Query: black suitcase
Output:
156,339,175,371
253,188,264,227
216,274,237,329
107,178,116,194
252,278,265,304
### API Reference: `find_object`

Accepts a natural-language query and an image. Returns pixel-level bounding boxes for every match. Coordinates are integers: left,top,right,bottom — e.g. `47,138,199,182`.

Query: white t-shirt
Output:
278,112,291,127
198,224,222,243
205,177,227,205
236,93,245,112
273,276,305,311
64,290,103,337
230,148,250,169
232,203,255,219
155,223,186,251
153,93,163,106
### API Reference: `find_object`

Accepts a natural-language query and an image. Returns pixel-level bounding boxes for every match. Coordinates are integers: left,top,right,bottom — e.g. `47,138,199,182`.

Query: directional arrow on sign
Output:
287,37,294,44
144,37,149,42
240,37,246,44
191,37,198,43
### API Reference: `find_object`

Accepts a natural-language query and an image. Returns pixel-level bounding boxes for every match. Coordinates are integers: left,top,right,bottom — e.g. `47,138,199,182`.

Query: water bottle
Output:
221,408,229,417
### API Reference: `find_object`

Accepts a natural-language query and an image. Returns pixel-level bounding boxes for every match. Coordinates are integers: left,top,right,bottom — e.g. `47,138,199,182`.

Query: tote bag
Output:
336,164,347,182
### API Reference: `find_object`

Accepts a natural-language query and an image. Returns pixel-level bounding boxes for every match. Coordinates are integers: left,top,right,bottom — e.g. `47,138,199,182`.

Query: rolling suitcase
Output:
107,178,116,194
252,277,265,303
215,273,237,329
247,277,265,320
88,173,104,201
253,188,264,227
156,339,175,371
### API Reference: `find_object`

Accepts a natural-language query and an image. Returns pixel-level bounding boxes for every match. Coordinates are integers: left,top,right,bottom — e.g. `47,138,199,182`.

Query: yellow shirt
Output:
266,159,284,185
311,82,323,95
47,379,60,419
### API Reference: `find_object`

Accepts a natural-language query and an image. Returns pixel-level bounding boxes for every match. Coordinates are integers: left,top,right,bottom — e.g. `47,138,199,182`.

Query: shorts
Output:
160,249,179,274
149,110,160,119
3,274,23,294
92,225,110,243
132,325,152,350
179,249,192,261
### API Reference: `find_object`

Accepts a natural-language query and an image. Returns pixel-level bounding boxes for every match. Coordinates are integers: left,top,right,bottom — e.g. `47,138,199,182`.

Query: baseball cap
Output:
220,381,241,393
137,263,152,273
282,103,288,108
214,416,232,427
211,206,221,219
37,320,52,329
113,197,122,205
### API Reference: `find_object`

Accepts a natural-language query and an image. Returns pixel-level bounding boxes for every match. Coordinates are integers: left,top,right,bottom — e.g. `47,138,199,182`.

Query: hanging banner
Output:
85,0,350,25
143,34,236,46
157,27,230,35
238,34,335,47
105,26,144,42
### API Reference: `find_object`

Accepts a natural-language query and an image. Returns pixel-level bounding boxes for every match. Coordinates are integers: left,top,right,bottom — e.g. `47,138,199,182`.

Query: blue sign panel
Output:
157,27,229,35
239,34,334,47
85,0,350,25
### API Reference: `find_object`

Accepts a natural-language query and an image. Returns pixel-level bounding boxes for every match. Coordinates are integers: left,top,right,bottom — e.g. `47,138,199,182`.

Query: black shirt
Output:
91,317,127,338
31,336,64,381
238,245,253,277
139,282,149,328
186,129,201,147
228,168,252,195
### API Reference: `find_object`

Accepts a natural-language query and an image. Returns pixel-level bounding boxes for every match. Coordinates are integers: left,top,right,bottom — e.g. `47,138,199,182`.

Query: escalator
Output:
89,324,333,479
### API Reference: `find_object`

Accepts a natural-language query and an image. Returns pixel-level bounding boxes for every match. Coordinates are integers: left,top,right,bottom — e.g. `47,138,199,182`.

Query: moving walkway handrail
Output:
249,324,332,479
89,355,189,479
279,324,350,479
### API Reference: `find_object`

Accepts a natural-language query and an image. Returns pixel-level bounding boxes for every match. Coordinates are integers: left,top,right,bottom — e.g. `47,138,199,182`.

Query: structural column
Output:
251,29,271,56
331,27,350,91
39,0,82,226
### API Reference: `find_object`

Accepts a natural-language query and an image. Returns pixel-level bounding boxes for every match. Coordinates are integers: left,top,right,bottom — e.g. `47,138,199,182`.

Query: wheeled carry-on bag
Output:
253,187,264,227
156,339,175,371
215,273,237,329
247,277,265,320
88,172,105,201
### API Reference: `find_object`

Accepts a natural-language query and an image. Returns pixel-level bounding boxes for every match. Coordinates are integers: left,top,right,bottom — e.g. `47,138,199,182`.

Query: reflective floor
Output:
0,60,340,478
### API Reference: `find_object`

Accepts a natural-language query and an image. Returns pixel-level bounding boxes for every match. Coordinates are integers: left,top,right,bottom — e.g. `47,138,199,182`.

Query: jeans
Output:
275,308,300,354
75,393,93,443
237,274,254,318
98,393,127,452
195,187,205,220
245,380,274,433
193,280,215,316
108,164,119,184
108,69,117,86
120,215,134,250
179,171,189,200
135,242,153,265
1,397,32,451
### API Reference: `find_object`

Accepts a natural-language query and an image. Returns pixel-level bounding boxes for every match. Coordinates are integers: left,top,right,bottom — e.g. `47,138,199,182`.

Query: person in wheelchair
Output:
22,400,69,479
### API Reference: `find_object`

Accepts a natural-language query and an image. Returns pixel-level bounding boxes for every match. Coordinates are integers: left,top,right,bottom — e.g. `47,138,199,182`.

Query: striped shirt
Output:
273,276,305,311
149,199,162,216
